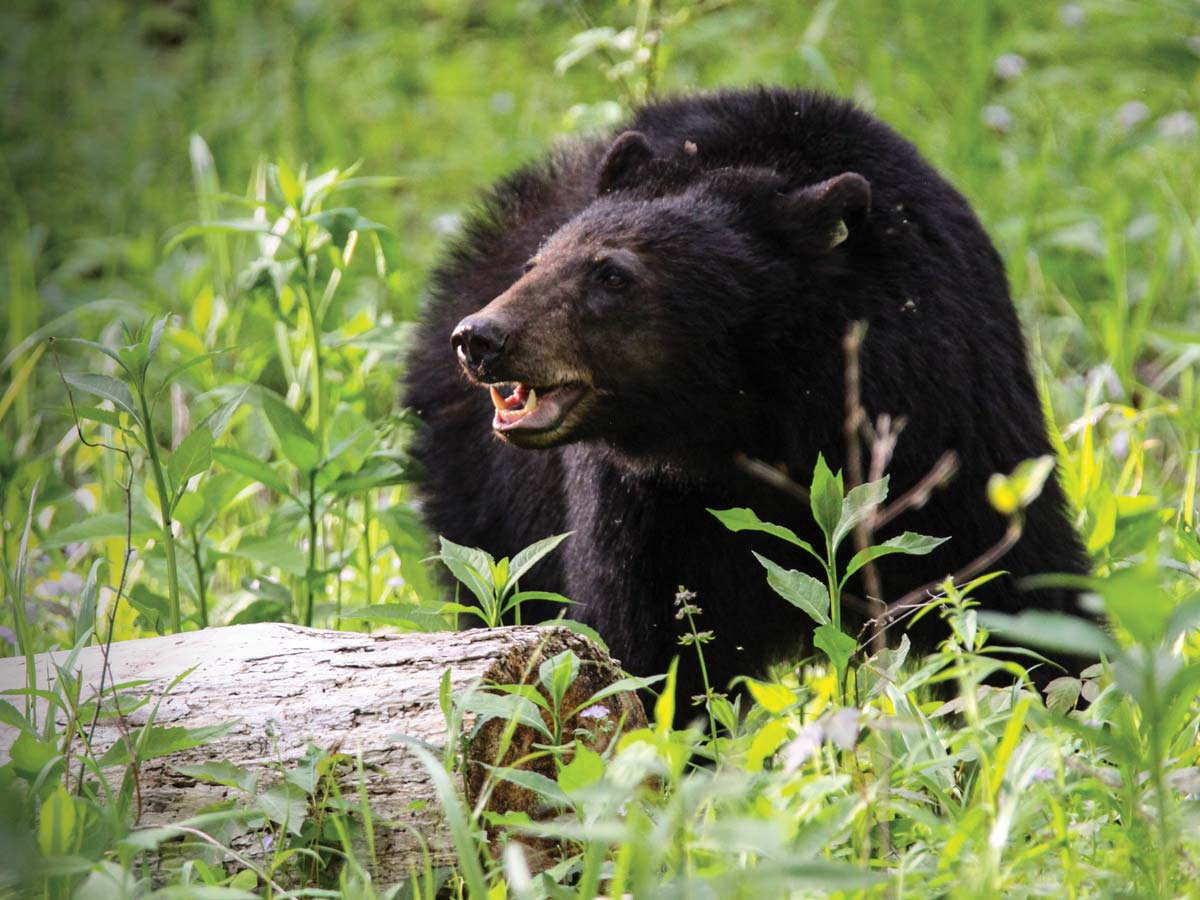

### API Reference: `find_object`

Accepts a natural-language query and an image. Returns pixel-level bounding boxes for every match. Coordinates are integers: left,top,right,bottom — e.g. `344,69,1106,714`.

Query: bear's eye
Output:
521,259,536,275
594,262,631,291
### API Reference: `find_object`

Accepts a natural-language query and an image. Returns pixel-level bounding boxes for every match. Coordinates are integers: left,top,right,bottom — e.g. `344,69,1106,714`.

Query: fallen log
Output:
0,623,646,885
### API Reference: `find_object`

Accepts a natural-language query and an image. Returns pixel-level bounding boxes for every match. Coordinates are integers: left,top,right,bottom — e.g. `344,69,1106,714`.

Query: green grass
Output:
2,0,1199,897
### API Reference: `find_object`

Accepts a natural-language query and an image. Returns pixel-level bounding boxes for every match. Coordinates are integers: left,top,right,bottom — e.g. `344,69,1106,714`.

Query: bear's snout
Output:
451,315,509,378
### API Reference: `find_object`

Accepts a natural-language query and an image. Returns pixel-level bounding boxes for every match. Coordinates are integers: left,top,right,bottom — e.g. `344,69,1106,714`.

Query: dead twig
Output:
866,517,1023,642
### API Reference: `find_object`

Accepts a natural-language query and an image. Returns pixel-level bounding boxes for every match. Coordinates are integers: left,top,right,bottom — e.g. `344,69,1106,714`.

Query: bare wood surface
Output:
0,623,645,884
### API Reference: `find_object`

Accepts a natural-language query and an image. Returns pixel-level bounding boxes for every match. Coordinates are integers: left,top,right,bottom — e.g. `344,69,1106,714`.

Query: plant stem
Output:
306,469,318,627
300,245,325,453
362,495,373,607
139,389,182,633
190,526,208,628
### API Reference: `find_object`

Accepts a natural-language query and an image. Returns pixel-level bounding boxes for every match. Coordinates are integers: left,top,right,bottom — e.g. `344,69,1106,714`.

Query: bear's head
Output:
450,131,872,461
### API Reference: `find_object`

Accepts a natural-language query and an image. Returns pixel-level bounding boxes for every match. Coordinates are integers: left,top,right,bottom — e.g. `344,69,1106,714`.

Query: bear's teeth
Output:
525,389,538,413
489,387,507,411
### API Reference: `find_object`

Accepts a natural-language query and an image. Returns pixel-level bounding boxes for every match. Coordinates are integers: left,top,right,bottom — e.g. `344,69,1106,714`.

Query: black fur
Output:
404,88,1089,703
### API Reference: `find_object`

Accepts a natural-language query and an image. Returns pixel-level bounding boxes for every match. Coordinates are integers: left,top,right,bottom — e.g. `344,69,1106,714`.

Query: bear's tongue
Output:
488,383,573,432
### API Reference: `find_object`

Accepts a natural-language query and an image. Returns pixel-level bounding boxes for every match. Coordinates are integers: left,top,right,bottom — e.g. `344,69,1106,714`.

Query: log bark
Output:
0,623,646,885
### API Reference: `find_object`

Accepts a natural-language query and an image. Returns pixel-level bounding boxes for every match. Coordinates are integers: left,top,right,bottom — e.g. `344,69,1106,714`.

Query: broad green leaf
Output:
212,447,295,498
814,624,857,681
126,585,169,634
74,558,104,645
147,314,168,362
569,672,668,713
173,491,206,530
538,650,580,708
842,532,949,584
976,610,1117,657
99,722,235,768
504,590,577,618
460,691,551,740
744,677,799,714
258,782,309,836
810,454,844,544
831,477,889,553
9,730,61,779
61,372,139,422
708,507,819,558
48,403,125,431
38,784,80,857
437,536,496,607
752,552,830,624
175,760,257,793
324,404,375,475
55,337,130,374
168,427,213,493
326,457,410,496
655,658,679,735
558,743,604,795
483,764,571,808
1043,676,1082,713
0,700,32,735
158,348,240,397
229,870,258,892
1091,565,1174,646
507,532,572,589
165,219,289,254
41,511,160,547
306,208,387,248
261,390,320,471
116,341,149,378
222,532,307,577
339,603,450,631
745,718,790,773
276,160,303,208
228,598,289,626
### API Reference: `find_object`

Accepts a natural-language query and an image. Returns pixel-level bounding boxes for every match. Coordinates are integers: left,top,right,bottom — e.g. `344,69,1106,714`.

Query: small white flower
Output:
983,105,1015,133
432,213,463,236
579,704,610,720
490,92,515,115
1059,3,1085,27
1157,111,1198,140
782,721,825,774
993,53,1027,81
1117,101,1150,130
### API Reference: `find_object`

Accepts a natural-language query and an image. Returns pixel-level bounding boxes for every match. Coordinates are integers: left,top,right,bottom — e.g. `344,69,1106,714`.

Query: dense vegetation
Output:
2,0,1199,896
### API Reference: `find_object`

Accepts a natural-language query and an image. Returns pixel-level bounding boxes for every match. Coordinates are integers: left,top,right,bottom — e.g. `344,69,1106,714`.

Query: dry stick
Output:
869,518,1024,642
733,452,810,504
874,450,959,530
840,323,896,868
842,324,890,658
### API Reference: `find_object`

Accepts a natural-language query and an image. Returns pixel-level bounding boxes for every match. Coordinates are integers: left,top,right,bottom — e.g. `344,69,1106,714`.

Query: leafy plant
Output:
434,533,575,628
711,453,947,693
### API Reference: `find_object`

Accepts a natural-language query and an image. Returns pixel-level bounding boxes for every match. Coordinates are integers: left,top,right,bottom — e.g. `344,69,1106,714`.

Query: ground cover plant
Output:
1,0,1199,897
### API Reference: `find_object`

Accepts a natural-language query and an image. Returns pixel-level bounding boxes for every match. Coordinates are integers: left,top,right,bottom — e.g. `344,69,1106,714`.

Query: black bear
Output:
404,88,1088,703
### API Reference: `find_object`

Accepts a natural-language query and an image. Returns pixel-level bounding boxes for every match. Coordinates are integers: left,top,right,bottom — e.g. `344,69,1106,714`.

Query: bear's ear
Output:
597,131,654,194
778,172,872,253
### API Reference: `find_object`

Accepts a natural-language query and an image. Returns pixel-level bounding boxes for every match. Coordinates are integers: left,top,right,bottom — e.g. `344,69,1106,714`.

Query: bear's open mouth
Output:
488,382,586,436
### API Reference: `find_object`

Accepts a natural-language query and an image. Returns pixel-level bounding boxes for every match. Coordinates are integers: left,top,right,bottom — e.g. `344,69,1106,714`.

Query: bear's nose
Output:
451,317,509,373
